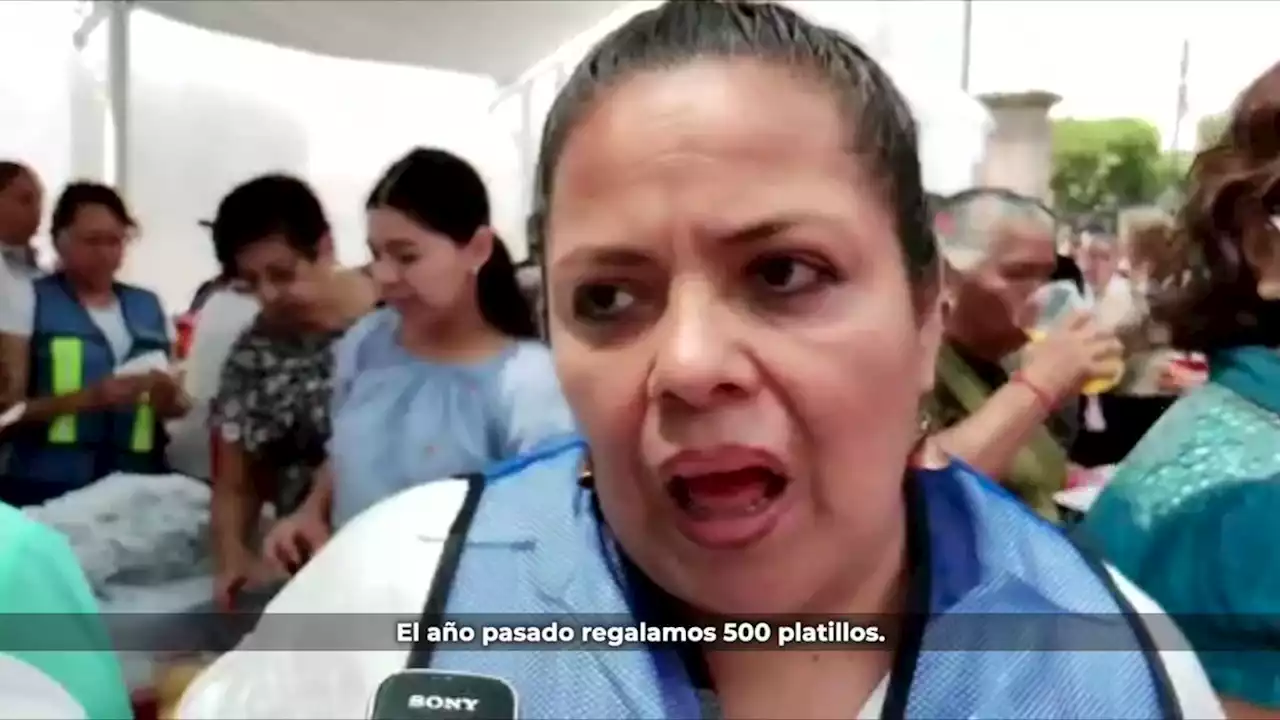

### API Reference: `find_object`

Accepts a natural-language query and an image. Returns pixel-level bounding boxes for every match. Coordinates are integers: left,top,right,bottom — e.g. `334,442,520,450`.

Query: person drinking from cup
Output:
926,189,1123,519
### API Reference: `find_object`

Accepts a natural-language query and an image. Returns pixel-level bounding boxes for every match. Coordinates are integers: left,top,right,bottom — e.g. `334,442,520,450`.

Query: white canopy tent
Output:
70,0,989,307
136,1,632,86
77,0,637,198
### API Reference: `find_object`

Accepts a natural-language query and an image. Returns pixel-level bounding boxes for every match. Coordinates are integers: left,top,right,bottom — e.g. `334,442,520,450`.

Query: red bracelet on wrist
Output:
1011,371,1056,411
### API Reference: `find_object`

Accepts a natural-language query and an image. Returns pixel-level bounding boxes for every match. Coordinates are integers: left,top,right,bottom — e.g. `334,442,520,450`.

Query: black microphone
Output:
368,670,518,720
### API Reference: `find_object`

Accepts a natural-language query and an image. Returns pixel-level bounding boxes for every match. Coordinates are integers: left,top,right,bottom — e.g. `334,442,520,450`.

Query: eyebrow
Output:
715,219,795,247
372,237,417,252
555,247,653,271
552,216,814,271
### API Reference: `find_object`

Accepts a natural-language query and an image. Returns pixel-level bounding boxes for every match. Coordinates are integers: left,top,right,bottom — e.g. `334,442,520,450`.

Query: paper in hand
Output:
113,351,172,378
0,401,25,430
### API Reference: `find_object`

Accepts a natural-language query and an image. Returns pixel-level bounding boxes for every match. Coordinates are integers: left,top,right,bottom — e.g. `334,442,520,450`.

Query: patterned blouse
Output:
209,317,344,515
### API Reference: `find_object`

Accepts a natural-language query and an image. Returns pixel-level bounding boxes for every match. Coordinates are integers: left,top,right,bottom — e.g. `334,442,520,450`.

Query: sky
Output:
7,1,1276,138
969,1,1280,148
796,0,1280,151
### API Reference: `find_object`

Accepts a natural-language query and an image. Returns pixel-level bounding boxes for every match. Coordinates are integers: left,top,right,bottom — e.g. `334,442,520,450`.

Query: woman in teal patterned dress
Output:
1081,62,1280,718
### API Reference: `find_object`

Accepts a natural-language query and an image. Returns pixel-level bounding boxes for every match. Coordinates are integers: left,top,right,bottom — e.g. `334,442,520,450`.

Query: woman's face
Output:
0,170,43,244
545,59,941,616
366,206,486,319
233,234,329,320
58,203,128,286
1080,235,1119,288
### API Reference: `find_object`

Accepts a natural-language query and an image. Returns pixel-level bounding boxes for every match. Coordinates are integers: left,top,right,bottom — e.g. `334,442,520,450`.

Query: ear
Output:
467,227,496,274
915,291,945,395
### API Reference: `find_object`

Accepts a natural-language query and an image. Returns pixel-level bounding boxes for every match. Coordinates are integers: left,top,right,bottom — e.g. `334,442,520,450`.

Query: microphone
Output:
368,670,518,720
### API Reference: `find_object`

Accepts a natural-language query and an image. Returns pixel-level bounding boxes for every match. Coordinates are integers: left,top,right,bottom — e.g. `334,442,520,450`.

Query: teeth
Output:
666,470,789,519
683,494,772,520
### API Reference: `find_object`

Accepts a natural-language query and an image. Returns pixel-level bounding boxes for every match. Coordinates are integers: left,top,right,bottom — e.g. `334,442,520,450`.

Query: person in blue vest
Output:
177,3,1222,718
0,182,185,506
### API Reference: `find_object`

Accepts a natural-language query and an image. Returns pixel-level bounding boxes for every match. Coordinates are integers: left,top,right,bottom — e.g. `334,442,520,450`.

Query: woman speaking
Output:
178,3,1220,718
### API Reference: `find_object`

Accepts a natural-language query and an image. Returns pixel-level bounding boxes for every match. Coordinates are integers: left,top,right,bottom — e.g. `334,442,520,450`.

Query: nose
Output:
647,278,759,410
257,283,282,307
369,257,399,290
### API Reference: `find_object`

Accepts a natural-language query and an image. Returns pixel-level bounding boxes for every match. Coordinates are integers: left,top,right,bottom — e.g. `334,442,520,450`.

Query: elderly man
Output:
926,189,1122,519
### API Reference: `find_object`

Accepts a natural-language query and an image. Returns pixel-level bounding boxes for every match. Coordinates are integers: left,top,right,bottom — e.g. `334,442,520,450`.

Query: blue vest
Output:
406,439,1179,719
5,274,170,505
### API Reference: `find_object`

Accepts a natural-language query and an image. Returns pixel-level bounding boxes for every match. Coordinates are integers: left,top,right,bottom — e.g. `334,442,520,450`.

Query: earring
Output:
577,454,595,488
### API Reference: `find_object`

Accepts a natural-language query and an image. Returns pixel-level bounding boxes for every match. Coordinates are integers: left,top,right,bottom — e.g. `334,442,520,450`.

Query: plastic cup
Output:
1024,282,1123,396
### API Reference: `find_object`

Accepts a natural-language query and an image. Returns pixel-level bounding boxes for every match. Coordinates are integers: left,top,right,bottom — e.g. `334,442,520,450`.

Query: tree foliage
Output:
1050,118,1174,220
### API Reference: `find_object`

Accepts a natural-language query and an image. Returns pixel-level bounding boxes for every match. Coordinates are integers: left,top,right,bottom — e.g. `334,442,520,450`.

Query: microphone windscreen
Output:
368,670,517,720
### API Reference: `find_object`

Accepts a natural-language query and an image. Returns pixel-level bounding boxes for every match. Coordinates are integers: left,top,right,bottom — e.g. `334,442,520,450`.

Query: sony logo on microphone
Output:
408,694,481,712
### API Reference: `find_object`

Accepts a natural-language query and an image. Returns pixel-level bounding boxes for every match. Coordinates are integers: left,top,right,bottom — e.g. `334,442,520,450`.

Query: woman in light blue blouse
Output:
261,148,574,571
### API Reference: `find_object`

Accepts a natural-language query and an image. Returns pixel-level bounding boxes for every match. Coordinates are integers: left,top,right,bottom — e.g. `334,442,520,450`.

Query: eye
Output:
571,283,637,323
747,254,830,296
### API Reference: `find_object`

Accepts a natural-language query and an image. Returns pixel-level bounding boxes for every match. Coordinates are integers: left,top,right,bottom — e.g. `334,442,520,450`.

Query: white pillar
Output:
107,0,131,195
977,91,1062,205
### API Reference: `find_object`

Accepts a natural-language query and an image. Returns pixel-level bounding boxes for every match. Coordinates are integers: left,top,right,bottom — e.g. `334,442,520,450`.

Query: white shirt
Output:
1083,275,1141,331
177,481,1225,720
165,289,260,478
0,278,173,363
0,655,88,720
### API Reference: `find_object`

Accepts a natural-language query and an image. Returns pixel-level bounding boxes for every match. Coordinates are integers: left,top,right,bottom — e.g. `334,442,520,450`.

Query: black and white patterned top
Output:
209,316,344,515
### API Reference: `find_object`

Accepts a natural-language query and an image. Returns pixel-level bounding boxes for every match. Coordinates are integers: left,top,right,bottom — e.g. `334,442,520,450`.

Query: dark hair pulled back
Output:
530,0,937,300
210,174,330,278
50,181,136,237
1155,61,1280,352
369,148,539,340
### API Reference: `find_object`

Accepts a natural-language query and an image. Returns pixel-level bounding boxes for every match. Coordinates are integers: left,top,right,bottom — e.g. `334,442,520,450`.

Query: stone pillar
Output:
976,91,1061,204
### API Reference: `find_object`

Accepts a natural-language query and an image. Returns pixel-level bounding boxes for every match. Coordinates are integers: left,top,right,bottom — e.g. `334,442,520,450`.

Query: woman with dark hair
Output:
205,174,377,610
0,182,184,506
259,148,573,571
180,4,1218,718
0,161,43,280
1082,62,1280,718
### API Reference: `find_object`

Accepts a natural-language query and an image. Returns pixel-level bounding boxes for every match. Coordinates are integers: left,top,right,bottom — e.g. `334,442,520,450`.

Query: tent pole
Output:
960,0,973,93
107,0,132,195
73,1,110,50
518,85,535,258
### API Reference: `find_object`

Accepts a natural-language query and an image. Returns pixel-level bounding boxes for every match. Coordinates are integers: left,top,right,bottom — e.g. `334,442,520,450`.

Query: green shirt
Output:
925,343,1066,521
0,503,133,719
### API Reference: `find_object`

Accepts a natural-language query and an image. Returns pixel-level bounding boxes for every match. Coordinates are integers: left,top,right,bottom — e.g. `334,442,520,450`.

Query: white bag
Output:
24,473,214,594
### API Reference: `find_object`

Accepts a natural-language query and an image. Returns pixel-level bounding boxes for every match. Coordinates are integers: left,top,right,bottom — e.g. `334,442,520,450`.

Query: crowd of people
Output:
0,1,1277,718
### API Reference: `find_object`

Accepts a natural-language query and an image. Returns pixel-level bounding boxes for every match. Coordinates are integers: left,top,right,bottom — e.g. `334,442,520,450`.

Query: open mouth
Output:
663,453,793,550
668,469,788,520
